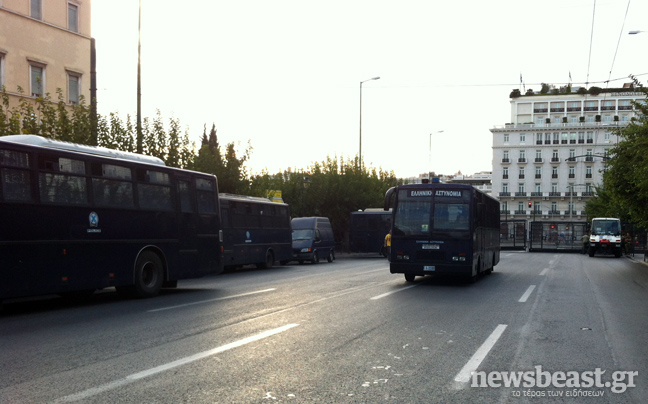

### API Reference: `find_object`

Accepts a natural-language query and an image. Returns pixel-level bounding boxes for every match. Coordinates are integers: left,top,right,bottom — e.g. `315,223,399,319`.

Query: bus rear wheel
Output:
404,274,416,282
257,250,274,269
121,251,164,298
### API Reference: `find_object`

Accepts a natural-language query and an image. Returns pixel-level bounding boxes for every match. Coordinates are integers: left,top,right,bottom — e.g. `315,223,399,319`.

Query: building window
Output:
586,166,592,178
569,149,575,159
587,131,593,143
535,166,542,178
569,166,575,178
552,167,558,178
535,183,541,193
519,150,526,161
520,133,526,143
502,183,508,193
503,134,509,143
30,64,45,97
67,72,81,105
31,0,42,20
68,2,79,33
503,167,508,179
551,202,558,213
519,167,525,179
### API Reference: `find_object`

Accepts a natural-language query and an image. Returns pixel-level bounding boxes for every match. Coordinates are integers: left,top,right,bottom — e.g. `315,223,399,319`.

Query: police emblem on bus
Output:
89,211,99,228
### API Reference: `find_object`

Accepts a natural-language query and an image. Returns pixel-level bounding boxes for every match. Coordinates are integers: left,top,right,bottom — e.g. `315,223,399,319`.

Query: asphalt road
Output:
1,252,647,403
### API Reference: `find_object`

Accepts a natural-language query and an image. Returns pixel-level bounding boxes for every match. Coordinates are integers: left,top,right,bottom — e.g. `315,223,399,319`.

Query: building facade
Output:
490,86,645,223
0,0,92,108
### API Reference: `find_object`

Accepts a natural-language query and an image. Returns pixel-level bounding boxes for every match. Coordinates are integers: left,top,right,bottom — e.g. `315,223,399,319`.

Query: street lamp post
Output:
359,76,380,171
429,130,444,178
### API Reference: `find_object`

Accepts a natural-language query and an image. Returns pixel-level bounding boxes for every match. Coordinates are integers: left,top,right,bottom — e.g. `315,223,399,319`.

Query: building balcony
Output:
535,174,542,179
601,106,615,111
534,108,548,113
549,192,561,196
515,192,527,197
501,158,510,163
552,174,558,178
518,174,525,179
569,174,575,178
584,107,598,111
567,107,581,112
534,158,543,163
499,192,511,197
531,192,542,196
551,157,560,162
619,105,632,110
514,210,527,214
550,108,565,112
518,158,527,163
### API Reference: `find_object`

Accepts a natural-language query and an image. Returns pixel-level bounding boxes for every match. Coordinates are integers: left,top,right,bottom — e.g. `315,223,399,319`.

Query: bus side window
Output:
195,178,215,213
91,163,134,208
138,169,172,211
0,149,32,202
39,156,87,205
178,180,194,213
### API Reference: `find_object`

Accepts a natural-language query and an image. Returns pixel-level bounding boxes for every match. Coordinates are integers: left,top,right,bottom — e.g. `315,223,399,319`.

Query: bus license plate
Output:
422,244,439,250
424,266,436,271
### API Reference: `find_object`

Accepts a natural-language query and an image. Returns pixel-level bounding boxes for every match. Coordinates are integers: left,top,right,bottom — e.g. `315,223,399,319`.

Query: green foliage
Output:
249,156,399,246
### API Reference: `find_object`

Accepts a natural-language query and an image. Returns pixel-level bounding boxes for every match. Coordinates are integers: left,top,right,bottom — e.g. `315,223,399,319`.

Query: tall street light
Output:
136,0,143,154
429,130,444,177
359,76,380,171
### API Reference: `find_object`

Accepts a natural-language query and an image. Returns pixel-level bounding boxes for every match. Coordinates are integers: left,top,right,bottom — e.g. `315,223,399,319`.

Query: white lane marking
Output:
148,288,277,312
54,324,299,403
539,268,549,276
518,285,536,303
370,285,418,300
453,324,508,385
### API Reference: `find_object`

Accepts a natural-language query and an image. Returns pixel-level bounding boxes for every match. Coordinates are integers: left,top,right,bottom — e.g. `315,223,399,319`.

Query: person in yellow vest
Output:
384,230,392,260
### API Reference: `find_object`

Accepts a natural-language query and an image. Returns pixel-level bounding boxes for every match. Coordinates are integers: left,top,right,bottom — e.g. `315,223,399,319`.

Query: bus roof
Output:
0,135,166,166
220,193,286,205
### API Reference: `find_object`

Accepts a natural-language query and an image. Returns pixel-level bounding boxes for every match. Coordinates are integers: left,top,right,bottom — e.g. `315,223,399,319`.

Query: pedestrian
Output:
624,232,632,255
384,230,392,260
581,233,589,254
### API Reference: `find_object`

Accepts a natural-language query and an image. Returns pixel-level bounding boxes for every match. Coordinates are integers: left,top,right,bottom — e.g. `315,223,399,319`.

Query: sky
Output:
91,0,648,179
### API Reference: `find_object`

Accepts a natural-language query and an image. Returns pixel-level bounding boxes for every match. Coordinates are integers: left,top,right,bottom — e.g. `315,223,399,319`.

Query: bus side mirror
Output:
384,187,395,211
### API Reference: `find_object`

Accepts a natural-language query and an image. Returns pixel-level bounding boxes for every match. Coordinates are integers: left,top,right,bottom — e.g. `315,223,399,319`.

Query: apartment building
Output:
0,0,92,108
490,85,645,223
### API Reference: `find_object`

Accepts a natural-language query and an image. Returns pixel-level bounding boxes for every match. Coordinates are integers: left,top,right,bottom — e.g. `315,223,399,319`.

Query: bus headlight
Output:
452,255,466,262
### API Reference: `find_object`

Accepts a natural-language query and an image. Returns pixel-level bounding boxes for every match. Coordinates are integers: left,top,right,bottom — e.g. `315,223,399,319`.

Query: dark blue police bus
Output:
219,193,292,270
384,183,500,282
0,135,223,301
349,209,391,256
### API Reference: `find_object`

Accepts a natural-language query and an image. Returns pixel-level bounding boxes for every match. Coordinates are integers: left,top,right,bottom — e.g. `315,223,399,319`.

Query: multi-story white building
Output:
491,85,645,223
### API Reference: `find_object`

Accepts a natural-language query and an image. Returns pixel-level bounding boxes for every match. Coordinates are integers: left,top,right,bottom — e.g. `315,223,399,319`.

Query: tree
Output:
590,77,648,227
